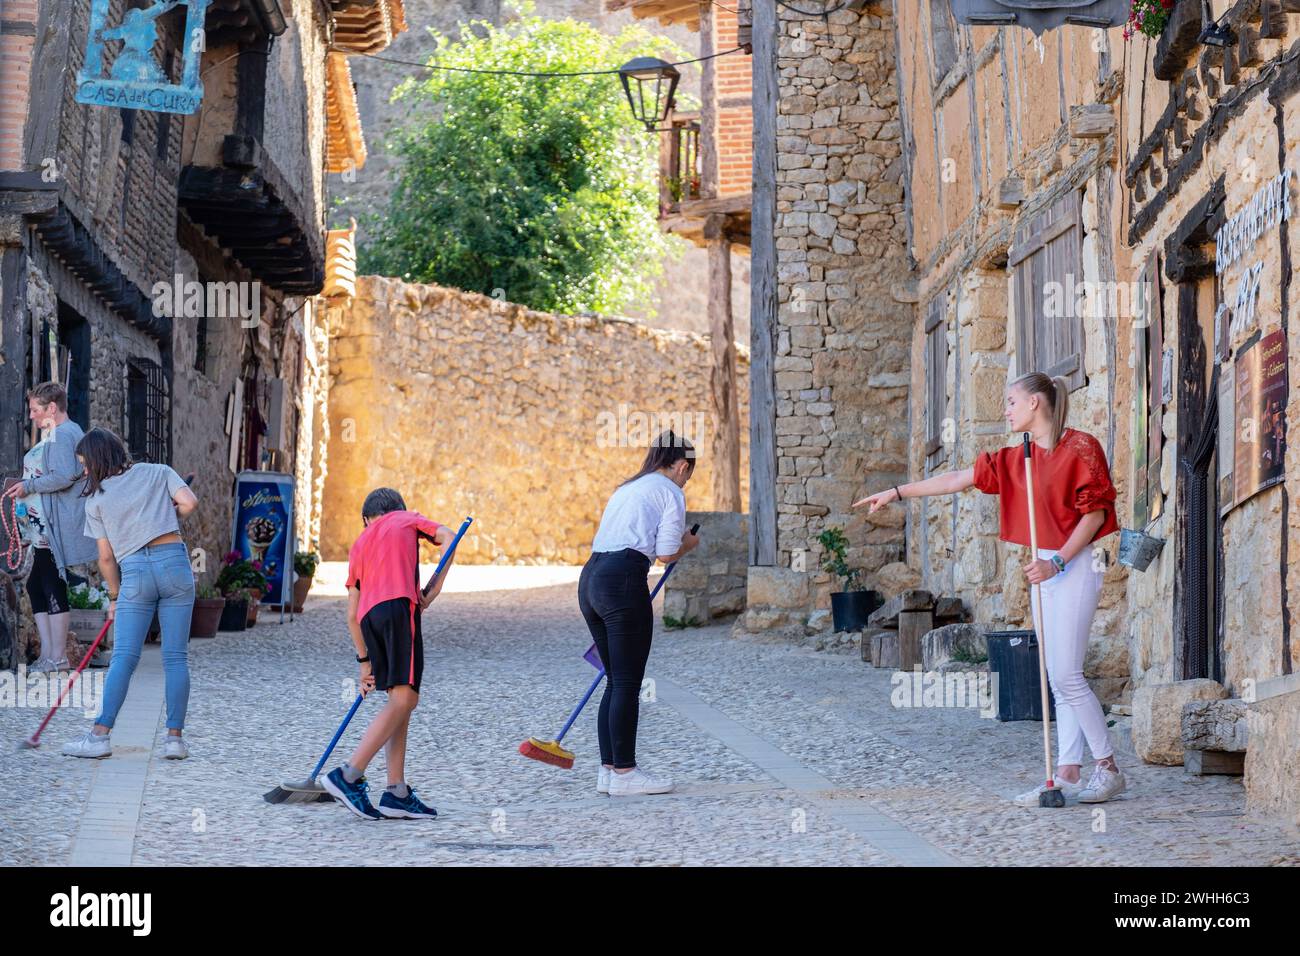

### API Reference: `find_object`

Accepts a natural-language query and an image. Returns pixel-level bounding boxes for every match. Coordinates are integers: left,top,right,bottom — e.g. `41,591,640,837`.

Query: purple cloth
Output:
583,643,603,670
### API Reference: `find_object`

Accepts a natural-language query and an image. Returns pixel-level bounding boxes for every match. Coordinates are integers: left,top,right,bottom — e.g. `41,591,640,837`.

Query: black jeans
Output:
578,549,653,769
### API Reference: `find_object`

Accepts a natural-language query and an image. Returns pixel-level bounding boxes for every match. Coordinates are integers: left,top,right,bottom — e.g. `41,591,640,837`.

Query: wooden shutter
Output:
1009,191,1085,391
924,294,948,460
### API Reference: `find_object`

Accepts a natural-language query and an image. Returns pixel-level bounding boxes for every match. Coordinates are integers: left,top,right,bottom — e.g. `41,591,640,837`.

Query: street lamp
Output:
1197,19,1234,46
618,57,680,132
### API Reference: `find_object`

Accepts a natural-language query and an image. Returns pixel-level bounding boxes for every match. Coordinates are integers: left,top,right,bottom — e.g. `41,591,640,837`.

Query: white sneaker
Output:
1078,765,1127,803
162,736,190,760
50,657,70,672
597,765,611,794
29,656,55,673
1013,779,1083,807
608,766,674,797
62,731,111,759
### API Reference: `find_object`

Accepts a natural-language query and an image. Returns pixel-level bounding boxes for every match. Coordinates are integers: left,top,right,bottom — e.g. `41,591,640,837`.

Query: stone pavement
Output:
3,567,1299,867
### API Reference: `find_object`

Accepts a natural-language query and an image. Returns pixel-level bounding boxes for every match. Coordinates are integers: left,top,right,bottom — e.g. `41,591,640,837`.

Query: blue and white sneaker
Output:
321,767,381,820
378,786,438,820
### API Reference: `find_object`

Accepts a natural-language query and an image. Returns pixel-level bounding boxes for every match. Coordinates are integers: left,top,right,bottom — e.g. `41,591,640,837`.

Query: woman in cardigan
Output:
854,372,1126,805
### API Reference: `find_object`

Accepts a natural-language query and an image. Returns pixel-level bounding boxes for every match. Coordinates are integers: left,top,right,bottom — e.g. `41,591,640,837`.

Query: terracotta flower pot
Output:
190,598,225,639
292,575,313,614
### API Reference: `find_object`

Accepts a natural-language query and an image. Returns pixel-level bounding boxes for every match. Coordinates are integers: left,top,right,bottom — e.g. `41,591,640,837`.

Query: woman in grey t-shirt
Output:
61,428,199,761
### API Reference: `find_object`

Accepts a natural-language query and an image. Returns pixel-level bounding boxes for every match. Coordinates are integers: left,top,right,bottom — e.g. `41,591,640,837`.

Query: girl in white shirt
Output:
580,431,699,797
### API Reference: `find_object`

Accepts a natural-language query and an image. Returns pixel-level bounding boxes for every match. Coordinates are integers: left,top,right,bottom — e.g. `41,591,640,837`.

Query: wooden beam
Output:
749,0,777,567
0,247,27,477
677,193,752,217
706,215,741,512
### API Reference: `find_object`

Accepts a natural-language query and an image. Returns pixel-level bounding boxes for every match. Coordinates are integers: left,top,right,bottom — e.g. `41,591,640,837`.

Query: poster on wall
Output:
231,472,295,608
1231,329,1287,509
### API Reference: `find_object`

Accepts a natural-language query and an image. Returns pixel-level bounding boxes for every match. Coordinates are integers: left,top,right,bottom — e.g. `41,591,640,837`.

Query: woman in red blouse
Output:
854,372,1126,805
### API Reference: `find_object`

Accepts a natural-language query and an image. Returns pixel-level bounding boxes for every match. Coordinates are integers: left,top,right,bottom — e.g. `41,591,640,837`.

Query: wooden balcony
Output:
658,112,751,249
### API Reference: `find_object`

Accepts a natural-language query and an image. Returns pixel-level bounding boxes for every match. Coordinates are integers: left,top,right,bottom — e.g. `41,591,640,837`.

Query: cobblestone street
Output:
4,567,1299,867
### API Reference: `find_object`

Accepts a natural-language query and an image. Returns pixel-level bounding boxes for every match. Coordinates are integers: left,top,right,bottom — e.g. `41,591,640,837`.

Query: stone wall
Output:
320,276,750,563
663,510,748,625
750,5,913,624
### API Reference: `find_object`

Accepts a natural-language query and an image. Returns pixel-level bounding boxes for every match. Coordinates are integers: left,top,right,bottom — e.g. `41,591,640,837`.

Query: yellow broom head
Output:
518,737,575,769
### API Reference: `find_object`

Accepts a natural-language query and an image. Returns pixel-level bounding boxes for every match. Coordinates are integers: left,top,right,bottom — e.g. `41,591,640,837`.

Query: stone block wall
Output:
663,510,748,625
766,5,914,610
320,276,750,563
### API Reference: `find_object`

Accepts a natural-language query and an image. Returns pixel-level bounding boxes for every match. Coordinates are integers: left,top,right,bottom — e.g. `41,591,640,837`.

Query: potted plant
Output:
67,581,112,653
292,550,318,613
1123,0,1176,39
190,584,225,639
818,527,881,633
216,552,269,630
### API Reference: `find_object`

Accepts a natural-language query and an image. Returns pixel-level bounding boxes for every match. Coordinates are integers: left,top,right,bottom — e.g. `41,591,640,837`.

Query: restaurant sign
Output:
76,0,211,115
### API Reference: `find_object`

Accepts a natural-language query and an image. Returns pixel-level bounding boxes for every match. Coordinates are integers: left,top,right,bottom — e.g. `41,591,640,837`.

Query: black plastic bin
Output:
986,629,1057,722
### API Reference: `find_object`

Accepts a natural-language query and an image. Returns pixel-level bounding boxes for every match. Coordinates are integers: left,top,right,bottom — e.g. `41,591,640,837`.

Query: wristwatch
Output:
1050,555,1066,575
355,654,370,664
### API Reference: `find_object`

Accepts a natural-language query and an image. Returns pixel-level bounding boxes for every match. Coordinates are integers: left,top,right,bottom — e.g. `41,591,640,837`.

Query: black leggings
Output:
578,549,653,769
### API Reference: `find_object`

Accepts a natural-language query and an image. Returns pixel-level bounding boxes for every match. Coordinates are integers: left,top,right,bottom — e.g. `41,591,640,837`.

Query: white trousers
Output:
1030,548,1114,766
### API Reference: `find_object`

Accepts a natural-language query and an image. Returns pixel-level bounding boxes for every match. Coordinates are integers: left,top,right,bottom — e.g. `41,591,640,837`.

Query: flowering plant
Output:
215,551,269,596
1124,0,1177,39
68,582,109,610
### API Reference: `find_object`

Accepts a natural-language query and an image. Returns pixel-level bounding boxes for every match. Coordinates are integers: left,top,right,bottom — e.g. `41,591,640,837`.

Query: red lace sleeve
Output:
1064,432,1117,514
973,450,1001,495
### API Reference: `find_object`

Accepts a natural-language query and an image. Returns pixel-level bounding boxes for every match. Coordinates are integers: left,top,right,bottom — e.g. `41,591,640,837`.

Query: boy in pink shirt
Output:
321,488,456,820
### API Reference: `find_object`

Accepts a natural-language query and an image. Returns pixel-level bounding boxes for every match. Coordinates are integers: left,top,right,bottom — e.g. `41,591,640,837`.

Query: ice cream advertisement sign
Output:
231,472,294,607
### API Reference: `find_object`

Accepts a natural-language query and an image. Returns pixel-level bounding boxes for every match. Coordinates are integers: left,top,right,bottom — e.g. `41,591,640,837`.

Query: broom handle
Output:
1023,434,1055,787
421,517,473,598
308,692,365,783
558,524,701,743
30,617,112,743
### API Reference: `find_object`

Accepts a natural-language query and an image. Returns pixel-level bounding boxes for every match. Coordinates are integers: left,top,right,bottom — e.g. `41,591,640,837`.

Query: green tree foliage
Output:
356,13,686,316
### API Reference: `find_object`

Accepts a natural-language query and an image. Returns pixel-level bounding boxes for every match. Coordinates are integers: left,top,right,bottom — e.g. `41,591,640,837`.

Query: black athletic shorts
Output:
360,597,423,693
26,547,83,615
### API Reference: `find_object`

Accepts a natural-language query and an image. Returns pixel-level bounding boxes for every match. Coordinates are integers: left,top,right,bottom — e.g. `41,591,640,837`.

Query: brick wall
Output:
708,4,752,197
0,0,38,170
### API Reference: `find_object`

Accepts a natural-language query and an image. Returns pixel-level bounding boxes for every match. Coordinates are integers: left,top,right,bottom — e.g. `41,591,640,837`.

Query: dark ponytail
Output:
77,427,132,496
620,430,696,486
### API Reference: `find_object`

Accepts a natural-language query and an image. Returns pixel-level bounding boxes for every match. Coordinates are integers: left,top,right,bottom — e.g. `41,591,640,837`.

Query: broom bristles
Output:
518,737,574,769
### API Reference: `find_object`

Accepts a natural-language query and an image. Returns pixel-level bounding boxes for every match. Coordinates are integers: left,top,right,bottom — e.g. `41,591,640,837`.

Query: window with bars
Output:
125,357,168,464
1010,191,1086,392
924,293,949,464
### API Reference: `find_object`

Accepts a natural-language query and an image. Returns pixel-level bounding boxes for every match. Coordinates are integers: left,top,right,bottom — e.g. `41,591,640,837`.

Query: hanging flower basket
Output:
1124,0,1178,39
1118,528,1165,571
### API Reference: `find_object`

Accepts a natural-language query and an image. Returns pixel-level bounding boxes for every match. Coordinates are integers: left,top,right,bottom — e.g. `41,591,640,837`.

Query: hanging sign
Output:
949,0,1128,34
1231,329,1287,509
76,0,212,115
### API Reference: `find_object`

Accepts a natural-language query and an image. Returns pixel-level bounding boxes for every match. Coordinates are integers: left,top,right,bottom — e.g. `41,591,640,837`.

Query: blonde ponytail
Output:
1010,371,1069,447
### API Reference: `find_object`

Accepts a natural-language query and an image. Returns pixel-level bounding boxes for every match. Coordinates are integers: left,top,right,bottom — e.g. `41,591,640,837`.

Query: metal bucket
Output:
1118,528,1165,571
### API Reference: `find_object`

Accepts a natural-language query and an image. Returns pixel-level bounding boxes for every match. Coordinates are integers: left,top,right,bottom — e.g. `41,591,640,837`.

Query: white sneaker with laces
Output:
29,656,55,673
49,657,70,672
608,766,674,797
597,765,611,794
1078,764,1127,803
1013,778,1083,807
62,731,111,759
162,736,190,760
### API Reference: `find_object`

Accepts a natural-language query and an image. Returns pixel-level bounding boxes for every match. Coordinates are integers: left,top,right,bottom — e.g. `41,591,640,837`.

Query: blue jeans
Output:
97,542,194,731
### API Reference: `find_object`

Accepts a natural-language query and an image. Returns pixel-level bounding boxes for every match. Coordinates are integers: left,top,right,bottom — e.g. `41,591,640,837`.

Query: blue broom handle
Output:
555,524,701,743
554,671,605,745
309,692,365,782
422,516,473,597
